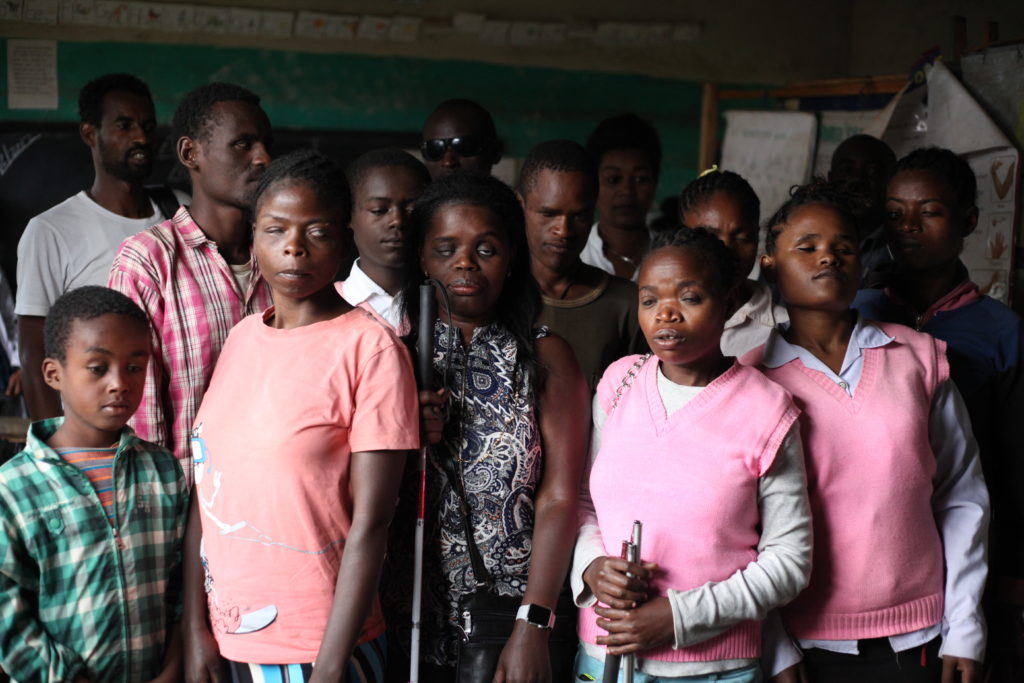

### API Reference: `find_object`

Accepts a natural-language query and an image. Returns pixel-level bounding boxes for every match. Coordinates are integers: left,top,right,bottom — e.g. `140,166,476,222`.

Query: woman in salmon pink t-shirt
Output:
182,151,419,683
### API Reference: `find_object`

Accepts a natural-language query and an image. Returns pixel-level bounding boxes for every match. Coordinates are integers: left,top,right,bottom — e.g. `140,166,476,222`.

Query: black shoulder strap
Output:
145,185,181,221
437,450,493,589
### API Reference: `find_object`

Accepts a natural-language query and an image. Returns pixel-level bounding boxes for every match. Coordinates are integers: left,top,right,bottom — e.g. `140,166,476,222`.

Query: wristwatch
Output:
516,603,555,629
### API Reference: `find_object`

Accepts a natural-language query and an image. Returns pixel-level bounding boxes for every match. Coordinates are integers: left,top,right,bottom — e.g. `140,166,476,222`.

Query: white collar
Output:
340,259,390,305
726,280,786,329
761,312,893,370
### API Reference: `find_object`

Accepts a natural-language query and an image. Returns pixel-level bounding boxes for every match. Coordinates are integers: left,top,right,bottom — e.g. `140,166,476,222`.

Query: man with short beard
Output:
16,73,182,419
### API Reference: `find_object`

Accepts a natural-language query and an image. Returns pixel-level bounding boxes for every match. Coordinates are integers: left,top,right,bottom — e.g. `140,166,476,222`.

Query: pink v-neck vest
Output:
578,355,799,662
744,322,948,640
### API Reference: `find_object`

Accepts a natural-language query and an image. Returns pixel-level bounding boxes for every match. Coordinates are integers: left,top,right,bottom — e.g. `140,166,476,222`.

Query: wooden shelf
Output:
719,75,907,100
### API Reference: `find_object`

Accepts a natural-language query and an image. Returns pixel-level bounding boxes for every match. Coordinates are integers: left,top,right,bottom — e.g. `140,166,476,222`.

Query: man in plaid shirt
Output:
0,287,187,682
109,83,273,486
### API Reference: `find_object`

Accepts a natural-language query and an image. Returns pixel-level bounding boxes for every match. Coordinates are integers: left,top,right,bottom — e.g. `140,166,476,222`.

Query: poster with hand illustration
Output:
966,153,1018,302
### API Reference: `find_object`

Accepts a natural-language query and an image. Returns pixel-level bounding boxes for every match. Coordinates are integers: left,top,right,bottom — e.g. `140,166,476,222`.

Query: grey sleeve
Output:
15,218,66,317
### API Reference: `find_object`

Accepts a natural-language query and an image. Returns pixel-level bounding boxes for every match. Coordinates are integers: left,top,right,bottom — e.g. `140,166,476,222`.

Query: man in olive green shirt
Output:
518,140,645,390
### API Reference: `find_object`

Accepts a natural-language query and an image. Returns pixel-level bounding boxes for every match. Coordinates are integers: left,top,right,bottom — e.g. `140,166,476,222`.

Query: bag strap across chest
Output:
609,353,652,414
437,451,494,589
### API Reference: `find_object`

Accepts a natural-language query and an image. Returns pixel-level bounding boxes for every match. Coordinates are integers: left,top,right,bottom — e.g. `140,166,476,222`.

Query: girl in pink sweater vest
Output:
747,182,989,683
572,228,813,682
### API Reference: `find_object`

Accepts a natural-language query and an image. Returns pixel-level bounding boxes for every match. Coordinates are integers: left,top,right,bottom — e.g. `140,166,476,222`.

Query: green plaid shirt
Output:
0,419,188,683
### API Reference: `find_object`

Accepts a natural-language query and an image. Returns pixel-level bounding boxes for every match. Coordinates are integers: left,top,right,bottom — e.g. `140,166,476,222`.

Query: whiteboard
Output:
721,110,818,221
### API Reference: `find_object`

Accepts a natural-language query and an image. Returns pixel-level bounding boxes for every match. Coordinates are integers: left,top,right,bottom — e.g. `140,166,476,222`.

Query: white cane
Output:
410,282,437,683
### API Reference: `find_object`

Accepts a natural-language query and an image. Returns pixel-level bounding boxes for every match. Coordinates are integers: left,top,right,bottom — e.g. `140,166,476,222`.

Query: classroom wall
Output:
5,2,1017,216
0,0,852,83
849,0,1024,76
0,38,707,207
5,1,1019,107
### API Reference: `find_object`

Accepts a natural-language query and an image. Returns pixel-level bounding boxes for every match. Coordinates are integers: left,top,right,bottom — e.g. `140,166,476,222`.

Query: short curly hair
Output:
345,147,430,194
585,113,662,180
644,227,739,295
518,139,597,199
893,147,978,212
172,82,261,141
44,286,150,362
764,179,871,254
78,73,152,126
424,98,498,141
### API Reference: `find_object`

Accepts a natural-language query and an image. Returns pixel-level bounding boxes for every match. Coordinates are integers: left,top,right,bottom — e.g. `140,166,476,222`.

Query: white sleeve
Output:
15,217,67,317
666,425,813,649
570,392,609,608
929,380,989,662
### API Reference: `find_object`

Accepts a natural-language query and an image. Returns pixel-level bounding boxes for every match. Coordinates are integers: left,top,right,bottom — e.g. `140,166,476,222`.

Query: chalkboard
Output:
0,122,419,290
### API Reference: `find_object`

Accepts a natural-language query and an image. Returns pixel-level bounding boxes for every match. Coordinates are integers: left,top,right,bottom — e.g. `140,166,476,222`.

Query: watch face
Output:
525,604,554,628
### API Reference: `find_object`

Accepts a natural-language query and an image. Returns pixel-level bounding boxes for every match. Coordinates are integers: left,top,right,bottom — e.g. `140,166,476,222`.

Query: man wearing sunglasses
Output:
420,98,502,180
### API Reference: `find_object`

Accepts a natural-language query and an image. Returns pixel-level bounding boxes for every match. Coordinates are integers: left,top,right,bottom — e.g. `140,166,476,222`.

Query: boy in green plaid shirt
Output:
0,286,187,683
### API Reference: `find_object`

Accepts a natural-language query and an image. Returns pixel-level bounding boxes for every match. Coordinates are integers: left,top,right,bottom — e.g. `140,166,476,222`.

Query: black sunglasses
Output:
420,136,489,162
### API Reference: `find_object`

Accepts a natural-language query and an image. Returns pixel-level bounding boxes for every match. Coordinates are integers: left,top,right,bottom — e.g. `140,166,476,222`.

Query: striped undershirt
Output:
55,446,117,523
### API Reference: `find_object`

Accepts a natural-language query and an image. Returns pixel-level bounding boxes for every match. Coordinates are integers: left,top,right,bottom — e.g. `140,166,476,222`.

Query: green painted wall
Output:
1,39,707,203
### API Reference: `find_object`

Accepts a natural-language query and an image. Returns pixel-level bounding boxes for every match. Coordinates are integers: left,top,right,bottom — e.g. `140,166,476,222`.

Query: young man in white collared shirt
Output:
339,149,430,331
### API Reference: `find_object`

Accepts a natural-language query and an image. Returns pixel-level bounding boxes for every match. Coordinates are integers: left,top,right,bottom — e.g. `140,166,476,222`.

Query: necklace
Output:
603,243,642,269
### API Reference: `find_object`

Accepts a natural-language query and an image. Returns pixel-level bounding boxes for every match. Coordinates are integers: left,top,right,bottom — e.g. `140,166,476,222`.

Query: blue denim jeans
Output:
573,644,762,683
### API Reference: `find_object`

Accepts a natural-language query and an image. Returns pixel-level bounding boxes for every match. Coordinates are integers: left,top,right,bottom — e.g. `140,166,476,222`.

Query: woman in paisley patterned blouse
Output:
386,172,589,682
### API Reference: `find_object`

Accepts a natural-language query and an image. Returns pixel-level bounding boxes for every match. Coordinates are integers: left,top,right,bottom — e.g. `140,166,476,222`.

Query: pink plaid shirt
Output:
109,206,272,485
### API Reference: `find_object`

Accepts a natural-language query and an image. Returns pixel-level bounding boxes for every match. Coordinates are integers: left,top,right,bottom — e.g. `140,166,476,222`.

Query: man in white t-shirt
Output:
16,74,181,419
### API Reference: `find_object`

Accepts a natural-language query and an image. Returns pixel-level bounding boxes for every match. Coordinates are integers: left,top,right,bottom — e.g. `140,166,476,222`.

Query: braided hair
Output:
764,179,871,254
644,227,739,295
678,169,760,229
251,149,351,227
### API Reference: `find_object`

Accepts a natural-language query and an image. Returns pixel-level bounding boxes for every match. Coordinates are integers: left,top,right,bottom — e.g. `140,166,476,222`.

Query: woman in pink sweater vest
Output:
747,182,989,683
572,228,813,682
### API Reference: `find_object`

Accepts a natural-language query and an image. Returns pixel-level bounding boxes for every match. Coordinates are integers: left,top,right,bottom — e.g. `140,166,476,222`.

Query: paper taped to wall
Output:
7,39,58,110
